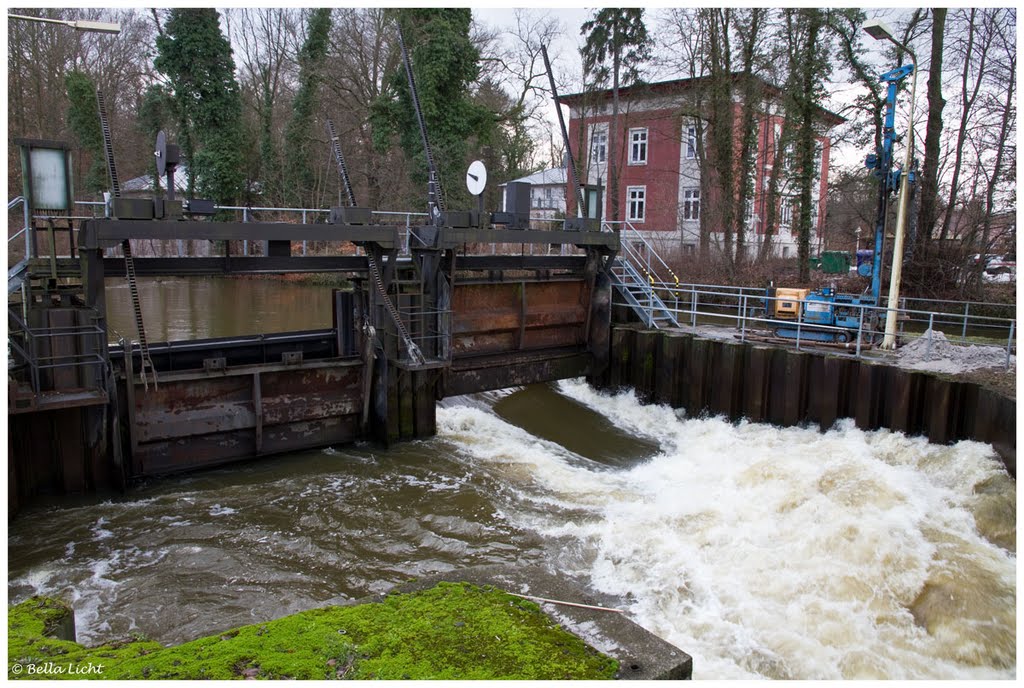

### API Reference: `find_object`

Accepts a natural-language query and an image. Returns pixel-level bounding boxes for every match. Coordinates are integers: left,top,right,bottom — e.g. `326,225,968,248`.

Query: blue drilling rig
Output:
766,64,915,345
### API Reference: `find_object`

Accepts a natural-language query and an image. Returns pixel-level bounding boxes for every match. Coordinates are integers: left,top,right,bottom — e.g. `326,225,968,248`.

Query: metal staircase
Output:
607,222,681,329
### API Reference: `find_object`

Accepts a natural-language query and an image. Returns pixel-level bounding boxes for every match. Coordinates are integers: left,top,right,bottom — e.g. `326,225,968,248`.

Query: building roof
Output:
501,167,567,187
559,74,845,127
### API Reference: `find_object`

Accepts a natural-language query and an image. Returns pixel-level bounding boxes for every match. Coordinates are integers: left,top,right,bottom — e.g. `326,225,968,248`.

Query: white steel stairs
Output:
607,223,681,330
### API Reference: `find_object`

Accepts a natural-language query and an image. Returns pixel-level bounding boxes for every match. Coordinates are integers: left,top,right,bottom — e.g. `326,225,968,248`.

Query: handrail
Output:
609,282,1016,368
605,220,681,286
8,196,30,260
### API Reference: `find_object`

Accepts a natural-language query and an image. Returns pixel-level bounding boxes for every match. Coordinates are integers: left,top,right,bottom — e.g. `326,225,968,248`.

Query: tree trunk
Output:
914,8,945,254
980,49,1014,255
795,10,823,283
939,9,987,242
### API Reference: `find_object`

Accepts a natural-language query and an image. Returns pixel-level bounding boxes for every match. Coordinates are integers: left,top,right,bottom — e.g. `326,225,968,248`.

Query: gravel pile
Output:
897,329,1014,374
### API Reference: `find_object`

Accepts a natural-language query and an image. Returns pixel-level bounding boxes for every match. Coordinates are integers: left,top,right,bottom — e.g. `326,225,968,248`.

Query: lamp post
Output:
863,19,916,350
8,13,121,33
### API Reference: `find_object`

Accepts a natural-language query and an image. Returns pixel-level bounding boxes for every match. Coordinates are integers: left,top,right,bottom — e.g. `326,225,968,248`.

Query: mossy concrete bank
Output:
385,565,692,680
8,581,623,681
594,325,1016,477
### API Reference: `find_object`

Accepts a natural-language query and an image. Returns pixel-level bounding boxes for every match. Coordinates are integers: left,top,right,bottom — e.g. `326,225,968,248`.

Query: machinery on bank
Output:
765,64,916,345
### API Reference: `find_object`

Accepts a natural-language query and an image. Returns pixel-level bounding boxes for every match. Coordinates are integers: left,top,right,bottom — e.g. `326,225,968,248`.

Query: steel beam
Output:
441,228,619,249
102,256,370,277
456,255,588,272
80,219,400,249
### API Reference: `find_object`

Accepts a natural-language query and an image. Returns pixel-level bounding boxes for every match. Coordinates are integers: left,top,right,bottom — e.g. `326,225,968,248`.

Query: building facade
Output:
500,167,567,228
559,78,843,258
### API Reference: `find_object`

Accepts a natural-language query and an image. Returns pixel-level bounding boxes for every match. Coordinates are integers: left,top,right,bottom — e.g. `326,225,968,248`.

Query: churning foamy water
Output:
8,380,1014,679
437,380,1016,679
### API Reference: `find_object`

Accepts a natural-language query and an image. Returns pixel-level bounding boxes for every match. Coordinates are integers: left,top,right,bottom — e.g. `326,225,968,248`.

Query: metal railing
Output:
610,282,1016,369
604,221,682,329
8,196,30,260
8,307,109,395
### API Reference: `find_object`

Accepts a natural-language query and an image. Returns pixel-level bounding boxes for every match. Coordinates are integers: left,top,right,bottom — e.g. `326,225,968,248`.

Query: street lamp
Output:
8,14,121,34
863,18,916,350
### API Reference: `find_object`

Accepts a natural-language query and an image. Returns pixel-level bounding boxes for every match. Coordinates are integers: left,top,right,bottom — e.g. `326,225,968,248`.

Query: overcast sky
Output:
470,6,911,170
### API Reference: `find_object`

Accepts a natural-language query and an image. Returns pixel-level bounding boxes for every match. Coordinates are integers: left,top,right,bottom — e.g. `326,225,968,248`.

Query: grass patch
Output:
9,583,618,680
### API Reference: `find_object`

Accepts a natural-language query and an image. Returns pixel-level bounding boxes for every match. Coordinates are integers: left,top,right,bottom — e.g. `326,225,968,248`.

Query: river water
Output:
7,277,1016,679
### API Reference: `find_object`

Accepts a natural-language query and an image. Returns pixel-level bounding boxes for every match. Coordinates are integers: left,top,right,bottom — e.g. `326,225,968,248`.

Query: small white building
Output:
500,168,567,226
120,166,190,198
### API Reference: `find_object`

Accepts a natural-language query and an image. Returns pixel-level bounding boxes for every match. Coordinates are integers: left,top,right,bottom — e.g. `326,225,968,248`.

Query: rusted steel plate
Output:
134,415,361,476
131,363,363,444
133,376,253,443
451,280,590,356
260,367,362,425
445,350,591,396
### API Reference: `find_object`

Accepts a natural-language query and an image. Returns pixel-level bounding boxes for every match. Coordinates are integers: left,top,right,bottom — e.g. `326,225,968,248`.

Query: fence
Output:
611,282,1016,369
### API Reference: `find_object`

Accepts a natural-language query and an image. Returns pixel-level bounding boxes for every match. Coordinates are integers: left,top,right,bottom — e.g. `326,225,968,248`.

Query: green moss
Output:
9,583,618,680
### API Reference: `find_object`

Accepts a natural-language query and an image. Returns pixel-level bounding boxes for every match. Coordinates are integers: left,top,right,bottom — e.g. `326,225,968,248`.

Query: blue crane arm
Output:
866,64,914,304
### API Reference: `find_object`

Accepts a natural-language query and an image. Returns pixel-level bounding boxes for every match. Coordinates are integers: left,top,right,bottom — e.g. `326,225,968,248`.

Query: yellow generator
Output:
768,287,809,320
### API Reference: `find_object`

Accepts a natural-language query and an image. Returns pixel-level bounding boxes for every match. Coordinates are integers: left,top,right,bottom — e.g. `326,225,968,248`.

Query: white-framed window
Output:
629,128,648,165
590,124,608,164
683,188,700,221
685,125,698,159
780,197,793,226
627,186,646,222
683,243,695,255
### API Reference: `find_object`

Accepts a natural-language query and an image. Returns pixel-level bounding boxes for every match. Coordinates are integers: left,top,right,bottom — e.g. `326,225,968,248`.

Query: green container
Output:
819,251,851,274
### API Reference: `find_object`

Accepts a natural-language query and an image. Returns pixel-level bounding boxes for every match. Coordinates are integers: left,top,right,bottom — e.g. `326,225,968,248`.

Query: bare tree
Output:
938,8,993,242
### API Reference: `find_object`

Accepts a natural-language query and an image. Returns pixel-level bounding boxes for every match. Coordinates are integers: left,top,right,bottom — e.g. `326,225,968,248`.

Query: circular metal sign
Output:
155,130,167,177
466,160,487,196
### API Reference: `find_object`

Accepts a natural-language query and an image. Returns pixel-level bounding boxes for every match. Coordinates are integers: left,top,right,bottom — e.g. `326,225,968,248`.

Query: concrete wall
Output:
592,325,1016,477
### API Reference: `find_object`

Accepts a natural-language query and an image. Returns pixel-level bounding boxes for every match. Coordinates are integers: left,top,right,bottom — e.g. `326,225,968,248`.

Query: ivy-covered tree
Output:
786,8,831,282
283,8,332,208
154,8,245,205
64,70,107,195
371,8,493,211
581,9,652,224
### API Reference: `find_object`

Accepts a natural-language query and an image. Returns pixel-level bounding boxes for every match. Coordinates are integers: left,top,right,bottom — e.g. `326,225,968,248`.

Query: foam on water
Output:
436,380,1016,679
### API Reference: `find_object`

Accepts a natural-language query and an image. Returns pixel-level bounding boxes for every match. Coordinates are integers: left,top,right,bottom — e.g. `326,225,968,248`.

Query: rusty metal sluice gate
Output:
7,214,620,511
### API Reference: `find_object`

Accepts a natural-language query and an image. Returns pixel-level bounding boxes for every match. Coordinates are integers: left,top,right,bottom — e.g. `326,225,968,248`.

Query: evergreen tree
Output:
154,9,245,205
64,71,107,195
283,8,332,207
371,9,493,211
581,9,652,224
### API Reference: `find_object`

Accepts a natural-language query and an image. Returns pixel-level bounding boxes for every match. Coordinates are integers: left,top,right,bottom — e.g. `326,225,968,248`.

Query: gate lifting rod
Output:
97,89,157,390
324,114,424,365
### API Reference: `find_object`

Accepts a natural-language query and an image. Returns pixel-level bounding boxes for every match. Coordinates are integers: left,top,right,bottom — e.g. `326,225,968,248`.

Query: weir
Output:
7,214,618,511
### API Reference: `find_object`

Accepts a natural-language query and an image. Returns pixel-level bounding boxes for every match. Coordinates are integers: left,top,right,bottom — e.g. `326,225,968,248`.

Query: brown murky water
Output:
8,277,1015,679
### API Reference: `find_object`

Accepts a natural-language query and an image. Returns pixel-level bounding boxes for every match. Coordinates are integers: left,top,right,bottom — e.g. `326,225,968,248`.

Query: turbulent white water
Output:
437,379,1016,680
